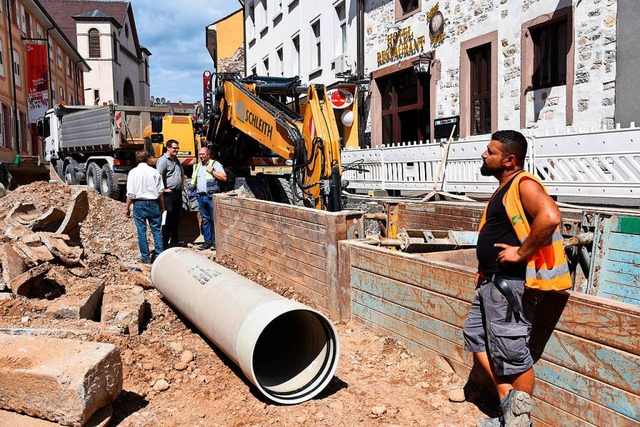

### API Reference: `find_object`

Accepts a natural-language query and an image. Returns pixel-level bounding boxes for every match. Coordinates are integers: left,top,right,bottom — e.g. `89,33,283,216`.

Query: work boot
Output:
500,389,532,427
476,417,501,427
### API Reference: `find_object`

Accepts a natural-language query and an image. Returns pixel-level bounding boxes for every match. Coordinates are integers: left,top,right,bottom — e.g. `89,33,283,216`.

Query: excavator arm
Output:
207,74,343,211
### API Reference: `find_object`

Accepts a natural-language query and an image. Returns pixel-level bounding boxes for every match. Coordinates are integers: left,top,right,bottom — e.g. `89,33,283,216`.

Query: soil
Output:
0,182,486,426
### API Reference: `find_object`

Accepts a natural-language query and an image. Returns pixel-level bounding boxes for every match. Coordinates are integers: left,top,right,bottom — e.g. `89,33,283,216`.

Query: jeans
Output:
197,194,215,245
133,200,163,263
162,190,182,248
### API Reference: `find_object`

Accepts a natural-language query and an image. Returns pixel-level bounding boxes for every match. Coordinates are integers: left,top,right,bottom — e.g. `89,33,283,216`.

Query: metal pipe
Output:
563,232,594,248
151,248,340,405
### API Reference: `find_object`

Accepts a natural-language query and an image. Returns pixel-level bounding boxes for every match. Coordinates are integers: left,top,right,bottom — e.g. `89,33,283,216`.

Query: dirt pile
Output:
0,182,485,426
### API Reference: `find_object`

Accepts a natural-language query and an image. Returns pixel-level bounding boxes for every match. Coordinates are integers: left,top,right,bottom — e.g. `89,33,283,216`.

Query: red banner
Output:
203,70,213,117
26,43,49,123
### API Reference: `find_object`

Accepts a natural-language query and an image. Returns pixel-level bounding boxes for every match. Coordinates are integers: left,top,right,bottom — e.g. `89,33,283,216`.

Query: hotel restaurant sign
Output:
377,27,426,66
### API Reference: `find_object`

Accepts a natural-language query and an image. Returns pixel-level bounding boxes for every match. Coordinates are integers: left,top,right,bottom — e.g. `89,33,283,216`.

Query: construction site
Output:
0,170,638,426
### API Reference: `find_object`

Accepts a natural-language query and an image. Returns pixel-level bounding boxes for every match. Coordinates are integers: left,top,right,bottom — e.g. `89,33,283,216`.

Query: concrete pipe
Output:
151,248,340,404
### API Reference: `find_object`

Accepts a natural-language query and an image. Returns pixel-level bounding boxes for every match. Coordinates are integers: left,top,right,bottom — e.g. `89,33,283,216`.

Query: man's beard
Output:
480,161,503,177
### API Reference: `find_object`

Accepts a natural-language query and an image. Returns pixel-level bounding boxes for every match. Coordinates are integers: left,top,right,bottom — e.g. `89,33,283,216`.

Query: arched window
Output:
88,28,100,58
123,78,134,105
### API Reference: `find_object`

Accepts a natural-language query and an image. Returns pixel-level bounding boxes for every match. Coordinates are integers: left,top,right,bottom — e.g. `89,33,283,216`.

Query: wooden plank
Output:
349,244,477,301
218,215,326,258
323,214,342,321
530,327,640,395
351,268,470,328
351,301,473,367
218,218,327,267
535,359,640,422
535,378,636,426
352,290,464,346
608,248,640,264
608,232,640,252
531,397,597,427
219,207,327,241
219,235,327,287
218,203,327,234
217,196,328,226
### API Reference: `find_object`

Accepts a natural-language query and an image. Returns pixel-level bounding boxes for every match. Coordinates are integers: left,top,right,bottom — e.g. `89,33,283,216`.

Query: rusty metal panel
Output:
589,215,640,306
342,240,640,425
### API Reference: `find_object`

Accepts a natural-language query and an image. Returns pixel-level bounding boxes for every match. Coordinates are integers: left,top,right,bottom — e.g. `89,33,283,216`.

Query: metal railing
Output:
342,124,640,200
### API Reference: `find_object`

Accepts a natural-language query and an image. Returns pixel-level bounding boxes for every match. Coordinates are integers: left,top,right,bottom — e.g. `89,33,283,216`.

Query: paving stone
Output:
101,285,146,335
0,334,122,426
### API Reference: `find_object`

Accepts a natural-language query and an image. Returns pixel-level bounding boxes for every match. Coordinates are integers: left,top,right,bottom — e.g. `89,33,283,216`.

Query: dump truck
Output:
38,104,199,200
206,74,356,211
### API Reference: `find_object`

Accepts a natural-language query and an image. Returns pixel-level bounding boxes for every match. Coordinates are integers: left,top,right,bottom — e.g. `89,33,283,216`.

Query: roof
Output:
40,0,130,50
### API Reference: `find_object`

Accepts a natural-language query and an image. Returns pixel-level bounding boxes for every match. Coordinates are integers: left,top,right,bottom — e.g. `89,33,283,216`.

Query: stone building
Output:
41,0,151,106
364,0,626,147
0,0,89,161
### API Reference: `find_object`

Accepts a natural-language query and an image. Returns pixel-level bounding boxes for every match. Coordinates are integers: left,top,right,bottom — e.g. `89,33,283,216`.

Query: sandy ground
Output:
0,183,487,426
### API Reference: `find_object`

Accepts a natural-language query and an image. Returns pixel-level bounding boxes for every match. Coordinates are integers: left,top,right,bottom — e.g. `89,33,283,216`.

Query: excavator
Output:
205,73,345,211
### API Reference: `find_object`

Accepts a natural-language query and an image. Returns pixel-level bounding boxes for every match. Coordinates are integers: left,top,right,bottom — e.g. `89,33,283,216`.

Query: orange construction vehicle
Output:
206,74,348,211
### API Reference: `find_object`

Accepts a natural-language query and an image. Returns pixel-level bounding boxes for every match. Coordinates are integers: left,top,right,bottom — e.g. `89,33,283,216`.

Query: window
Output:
12,50,20,87
379,69,431,144
88,29,100,57
0,41,4,78
112,33,118,62
250,65,257,76
276,45,283,76
57,47,62,69
396,0,420,21
335,1,346,56
0,103,4,148
291,33,300,76
48,39,53,60
262,56,269,76
145,59,149,83
60,87,64,103
51,81,55,101
25,12,30,37
93,89,99,104
66,57,71,77
19,4,26,33
310,19,321,69
271,0,283,20
469,43,492,135
247,1,255,39
531,19,568,89
124,24,129,39
36,24,42,39
68,93,72,105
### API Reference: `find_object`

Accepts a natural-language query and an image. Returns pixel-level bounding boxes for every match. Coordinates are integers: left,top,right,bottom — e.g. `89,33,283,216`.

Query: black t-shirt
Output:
476,175,530,278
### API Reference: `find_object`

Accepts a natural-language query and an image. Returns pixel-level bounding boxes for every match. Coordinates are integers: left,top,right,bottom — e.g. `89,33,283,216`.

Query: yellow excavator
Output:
206,74,345,211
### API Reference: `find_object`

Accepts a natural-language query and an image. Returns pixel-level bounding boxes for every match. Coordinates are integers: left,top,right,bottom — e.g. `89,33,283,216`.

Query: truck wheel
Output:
267,176,302,206
63,160,79,185
86,162,101,191
99,164,120,199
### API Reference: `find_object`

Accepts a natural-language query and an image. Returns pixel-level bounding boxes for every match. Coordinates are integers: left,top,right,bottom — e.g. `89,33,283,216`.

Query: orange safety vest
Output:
478,172,572,291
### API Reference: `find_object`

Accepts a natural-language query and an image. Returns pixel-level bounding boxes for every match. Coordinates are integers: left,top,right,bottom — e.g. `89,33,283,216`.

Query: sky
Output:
131,0,242,104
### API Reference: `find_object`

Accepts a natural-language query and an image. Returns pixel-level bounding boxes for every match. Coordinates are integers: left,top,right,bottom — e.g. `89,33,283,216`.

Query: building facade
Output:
42,0,150,107
0,0,89,161
244,0,359,85
364,0,622,147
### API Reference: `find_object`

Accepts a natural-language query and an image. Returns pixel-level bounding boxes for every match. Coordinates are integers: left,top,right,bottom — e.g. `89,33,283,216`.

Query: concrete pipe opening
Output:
150,248,340,405
252,309,338,403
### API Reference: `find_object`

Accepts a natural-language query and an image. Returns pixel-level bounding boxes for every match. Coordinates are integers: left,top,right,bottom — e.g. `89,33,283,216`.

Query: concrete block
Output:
4,224,35,241
9,263,52,297
101,285,146,335
30,207,65,232
0,243,27,286
15,242,54,265
44,273,104,320
40,235,83,266
0,334,122,426
55,190,89,243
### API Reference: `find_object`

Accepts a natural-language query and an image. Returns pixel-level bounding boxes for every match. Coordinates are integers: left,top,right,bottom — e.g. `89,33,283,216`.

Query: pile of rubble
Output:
0,183,155,425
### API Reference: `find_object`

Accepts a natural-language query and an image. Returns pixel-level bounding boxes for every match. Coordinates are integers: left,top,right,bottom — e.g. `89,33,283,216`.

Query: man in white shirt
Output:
125,150,165,264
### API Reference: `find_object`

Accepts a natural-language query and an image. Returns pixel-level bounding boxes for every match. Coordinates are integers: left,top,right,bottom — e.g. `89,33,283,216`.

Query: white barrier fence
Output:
341,125,640,200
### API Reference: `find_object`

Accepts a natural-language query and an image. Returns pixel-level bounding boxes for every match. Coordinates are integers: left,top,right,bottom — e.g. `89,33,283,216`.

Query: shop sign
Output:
26,43,49,123
377,27,426,67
